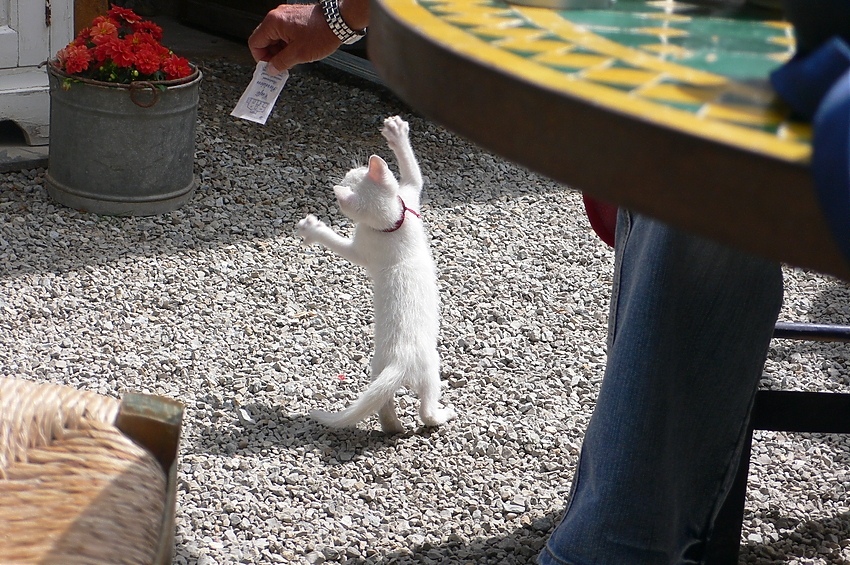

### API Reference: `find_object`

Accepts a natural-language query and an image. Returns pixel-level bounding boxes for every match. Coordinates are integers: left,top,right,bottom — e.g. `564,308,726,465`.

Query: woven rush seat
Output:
0,378,168,564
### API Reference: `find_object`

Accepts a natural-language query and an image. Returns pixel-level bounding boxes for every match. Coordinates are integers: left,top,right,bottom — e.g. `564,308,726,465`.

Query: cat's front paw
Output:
297,214,325,245
381,115,409,148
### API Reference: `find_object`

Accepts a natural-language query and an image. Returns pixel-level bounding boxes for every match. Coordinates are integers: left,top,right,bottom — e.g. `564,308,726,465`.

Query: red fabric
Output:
582,194,618,248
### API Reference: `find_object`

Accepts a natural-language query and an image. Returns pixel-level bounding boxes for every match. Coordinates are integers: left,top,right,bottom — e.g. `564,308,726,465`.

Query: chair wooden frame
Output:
706,322,850,563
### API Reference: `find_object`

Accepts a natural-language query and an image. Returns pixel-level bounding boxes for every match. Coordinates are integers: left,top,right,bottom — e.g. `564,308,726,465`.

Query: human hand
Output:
248,3,342,75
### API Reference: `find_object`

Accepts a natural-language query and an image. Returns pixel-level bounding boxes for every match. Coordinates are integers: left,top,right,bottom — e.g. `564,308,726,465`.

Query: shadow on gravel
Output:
321,511,558,565
807,279,850,326
768,276,850,390
770,273,850,375
1,63,569,282
189,397,417,459
333,510,850,565
738,511,850,564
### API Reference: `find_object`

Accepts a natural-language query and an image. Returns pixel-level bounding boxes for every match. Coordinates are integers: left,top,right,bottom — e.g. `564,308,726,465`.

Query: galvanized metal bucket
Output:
46,63,202,216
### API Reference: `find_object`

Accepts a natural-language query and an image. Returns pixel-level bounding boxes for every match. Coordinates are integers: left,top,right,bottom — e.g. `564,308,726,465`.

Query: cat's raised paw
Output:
381,115,409,146
297,214,325,245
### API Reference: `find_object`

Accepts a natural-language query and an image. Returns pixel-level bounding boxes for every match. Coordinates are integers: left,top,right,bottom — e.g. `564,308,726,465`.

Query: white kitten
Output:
296,116,456,433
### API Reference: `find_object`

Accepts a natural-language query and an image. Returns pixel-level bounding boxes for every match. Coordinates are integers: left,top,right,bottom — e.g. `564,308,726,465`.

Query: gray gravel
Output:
1,59,849,564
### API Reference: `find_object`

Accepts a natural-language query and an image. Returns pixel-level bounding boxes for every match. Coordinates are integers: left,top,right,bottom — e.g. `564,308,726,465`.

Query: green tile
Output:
556,10,652,29
677,50,785,80
591,30,664,48
656,100,706,114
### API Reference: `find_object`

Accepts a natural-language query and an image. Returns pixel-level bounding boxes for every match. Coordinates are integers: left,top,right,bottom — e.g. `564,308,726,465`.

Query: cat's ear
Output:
367,155,391,186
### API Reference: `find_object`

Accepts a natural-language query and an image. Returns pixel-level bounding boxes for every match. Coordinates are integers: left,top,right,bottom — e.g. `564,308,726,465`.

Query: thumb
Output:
268,47,302,74
265,58,286,76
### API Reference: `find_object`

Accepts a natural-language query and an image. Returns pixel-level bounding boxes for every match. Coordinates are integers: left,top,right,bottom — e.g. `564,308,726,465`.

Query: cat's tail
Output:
309,366,403,430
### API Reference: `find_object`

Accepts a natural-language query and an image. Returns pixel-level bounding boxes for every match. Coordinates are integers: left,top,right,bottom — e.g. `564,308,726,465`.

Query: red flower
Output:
132,20,163,42
57,44,92,74
110,39,136,68
126,31,163,51
94,36,134,68
73,28,92,46
133,42,162,75
89,19,118,45
107,6,142,25
90,15,111,27
54,7,192,83
162,54,192,80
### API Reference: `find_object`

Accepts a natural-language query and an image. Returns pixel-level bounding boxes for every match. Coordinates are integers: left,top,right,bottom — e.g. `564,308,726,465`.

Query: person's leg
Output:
540,210,784,565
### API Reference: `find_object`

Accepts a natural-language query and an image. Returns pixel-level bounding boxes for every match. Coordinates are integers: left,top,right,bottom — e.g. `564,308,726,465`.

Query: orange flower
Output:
133,42,163,75
56,44,92,74
53,7,193,84
73,28,92,46
92,37,116,65
89,18,118,45
132,20,163,42
107,6,142,25
162,54,192,81
92,36,132,67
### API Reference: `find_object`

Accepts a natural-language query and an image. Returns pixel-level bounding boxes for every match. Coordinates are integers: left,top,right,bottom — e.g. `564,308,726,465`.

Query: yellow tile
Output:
768,51,794,64
641,43,691,58
434,3,512,15
582,66,660,87
638,82,722,104
765,19,793,30
430,0,499,7
497,36,573,54
703,103,783,126
769,35,795,48
442,13,513,26
644,1,698,13
470,24,551,40
534,51,612,69
633,26,690,38
778,121,813,142
643,12,691,23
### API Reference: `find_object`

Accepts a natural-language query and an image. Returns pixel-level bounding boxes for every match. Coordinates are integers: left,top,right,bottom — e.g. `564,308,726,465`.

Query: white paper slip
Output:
231,62,289,125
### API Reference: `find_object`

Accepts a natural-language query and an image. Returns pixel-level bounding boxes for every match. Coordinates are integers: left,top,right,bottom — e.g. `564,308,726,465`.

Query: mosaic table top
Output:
388,0,808,162
368,0,850,279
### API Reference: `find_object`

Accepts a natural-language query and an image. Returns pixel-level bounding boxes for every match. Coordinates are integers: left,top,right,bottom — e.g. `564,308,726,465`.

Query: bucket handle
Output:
129,81,160,108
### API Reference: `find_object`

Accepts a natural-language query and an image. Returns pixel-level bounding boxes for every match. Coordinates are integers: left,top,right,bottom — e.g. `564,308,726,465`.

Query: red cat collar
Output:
382,196,421,232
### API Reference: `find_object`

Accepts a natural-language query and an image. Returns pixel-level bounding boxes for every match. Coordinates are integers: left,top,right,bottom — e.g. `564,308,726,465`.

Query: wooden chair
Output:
706,322,850,564
0,378,183,564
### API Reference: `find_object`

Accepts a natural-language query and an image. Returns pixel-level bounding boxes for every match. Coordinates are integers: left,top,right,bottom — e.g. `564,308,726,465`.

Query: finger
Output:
247,20,280,61
248,38,270,63
266,61,284,75
249,46,267,63
267,51,293,74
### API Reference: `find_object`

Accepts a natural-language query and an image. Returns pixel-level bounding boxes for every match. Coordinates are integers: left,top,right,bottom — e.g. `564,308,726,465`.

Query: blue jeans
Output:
539,210,784,565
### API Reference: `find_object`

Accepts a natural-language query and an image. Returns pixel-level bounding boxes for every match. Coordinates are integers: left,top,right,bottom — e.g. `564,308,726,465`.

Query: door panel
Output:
15,0,48,67
0,0,19,68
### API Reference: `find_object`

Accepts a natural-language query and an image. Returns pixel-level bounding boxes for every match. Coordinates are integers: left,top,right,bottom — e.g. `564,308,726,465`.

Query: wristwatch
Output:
320,0,367,45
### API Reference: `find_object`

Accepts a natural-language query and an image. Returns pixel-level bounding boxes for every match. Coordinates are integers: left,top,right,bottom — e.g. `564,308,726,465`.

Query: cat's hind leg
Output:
378,399,405,434
417,380,456,427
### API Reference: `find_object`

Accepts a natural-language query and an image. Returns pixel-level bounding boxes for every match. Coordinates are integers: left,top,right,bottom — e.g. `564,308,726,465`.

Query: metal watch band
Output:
320,0,366,45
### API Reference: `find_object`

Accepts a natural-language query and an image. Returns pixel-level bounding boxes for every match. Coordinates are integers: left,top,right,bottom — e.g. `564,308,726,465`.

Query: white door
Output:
0,0,20,68
0,0,72,69
0,0,73,145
